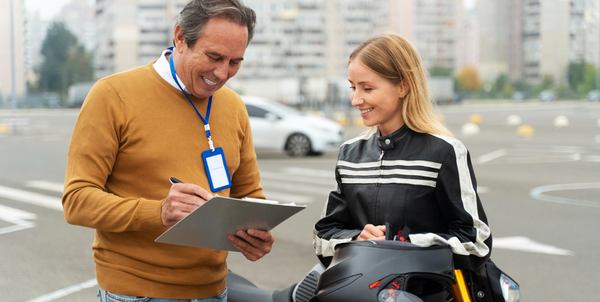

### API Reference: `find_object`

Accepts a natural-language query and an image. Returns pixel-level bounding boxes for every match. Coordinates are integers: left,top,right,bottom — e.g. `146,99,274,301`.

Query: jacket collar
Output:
377,125,410,151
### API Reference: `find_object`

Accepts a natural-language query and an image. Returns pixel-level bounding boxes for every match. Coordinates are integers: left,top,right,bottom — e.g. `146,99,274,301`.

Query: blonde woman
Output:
314,34,492,273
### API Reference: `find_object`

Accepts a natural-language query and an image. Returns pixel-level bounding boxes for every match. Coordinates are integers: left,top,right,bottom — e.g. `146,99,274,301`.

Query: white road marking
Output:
27,279,98,302
0,204,36,235
25,180,64,193
476,149,507,164
504,152,582,164
0,185,62,211
530,182,600,208
515,144,585,153
494,236,573,256
506,152,581,164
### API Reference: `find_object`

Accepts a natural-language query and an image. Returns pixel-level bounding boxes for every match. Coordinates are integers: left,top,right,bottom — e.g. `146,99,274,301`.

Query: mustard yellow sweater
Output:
63,64,264,298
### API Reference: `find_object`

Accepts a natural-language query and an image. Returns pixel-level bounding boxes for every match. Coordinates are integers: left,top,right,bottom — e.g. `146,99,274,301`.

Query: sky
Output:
25,0,82,20
464,0,476,10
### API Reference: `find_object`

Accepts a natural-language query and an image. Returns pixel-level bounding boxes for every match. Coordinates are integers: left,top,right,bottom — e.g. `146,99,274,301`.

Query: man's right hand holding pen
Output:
163,176,275,261
161,176,214,227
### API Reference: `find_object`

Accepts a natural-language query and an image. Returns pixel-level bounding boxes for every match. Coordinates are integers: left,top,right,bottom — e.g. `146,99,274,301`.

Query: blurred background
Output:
1,1,600,302
1,0,600,110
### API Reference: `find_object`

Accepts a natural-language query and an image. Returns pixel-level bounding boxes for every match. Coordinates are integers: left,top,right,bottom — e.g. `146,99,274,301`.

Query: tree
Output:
538,75,554,91
490,74,513,98
429,66,452,77
567,61,597,94
567,61,585,90
455,66,481,92
37,22,94,102
579,64,597,93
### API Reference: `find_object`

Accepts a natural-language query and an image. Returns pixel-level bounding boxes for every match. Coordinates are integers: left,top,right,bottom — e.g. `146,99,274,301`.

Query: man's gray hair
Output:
176,0,256,47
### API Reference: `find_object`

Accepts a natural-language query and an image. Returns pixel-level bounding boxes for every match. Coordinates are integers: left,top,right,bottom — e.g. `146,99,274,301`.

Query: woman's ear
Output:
397,80,409,99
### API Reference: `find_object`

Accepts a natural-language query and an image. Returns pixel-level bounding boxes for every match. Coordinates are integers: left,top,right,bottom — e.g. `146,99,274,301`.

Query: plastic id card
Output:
201,147,232,192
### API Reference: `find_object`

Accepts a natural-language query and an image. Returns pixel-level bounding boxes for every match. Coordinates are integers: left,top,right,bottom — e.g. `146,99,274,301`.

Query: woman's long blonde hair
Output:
349,34,452,136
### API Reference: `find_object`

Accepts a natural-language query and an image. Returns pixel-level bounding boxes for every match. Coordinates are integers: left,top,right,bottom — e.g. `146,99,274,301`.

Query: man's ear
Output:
173,25,185,51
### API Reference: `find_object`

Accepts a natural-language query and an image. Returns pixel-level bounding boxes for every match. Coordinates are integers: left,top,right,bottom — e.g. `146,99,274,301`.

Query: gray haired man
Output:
62,1,273,301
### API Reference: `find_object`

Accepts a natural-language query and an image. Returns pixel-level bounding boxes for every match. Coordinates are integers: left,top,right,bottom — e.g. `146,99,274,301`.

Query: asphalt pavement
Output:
1,101,599,301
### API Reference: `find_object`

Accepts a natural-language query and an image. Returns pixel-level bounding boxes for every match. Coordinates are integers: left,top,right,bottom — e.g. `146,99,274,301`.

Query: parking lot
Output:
1,101,599,301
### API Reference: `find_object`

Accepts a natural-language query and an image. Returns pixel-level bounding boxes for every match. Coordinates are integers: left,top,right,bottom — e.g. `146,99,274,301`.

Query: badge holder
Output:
201,147,232,192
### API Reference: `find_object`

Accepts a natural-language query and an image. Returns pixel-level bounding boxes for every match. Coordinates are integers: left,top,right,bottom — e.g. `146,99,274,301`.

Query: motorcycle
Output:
228,240,520,302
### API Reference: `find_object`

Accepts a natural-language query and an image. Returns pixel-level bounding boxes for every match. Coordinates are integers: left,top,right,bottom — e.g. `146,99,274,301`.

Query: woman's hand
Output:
356,224,386,241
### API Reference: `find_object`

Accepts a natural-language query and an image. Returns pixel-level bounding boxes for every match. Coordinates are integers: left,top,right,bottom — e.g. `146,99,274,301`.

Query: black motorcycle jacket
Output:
314,125,492,271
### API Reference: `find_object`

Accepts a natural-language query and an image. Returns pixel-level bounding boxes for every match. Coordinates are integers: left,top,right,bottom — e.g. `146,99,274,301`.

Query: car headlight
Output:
500,273,520,302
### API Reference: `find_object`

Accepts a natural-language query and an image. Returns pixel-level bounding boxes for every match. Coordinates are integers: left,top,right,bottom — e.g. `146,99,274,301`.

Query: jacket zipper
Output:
374,149,384,222
378,149,385,186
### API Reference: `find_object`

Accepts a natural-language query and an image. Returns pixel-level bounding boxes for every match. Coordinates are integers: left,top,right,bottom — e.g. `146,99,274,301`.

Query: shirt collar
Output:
153,47,188,92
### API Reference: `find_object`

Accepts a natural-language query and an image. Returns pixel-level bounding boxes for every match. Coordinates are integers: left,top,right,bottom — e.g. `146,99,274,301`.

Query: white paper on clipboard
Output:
155,196,306,251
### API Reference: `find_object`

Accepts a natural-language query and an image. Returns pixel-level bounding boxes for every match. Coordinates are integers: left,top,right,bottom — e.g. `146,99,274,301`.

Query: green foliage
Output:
568,61,586,89
567,61,597,94
579,64,597,93
37,22,94,102
429,66,452,77
489,74,513,98
512,79,530,93
530,75,554,95
555,84,579,99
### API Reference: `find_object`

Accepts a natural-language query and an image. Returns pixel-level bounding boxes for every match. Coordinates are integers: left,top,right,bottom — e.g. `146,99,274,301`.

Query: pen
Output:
169,177,218,199
169,176,183,185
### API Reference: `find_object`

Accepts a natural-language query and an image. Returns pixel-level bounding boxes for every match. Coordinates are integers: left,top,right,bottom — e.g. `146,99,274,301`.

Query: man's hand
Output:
161,183,213,226
356,224,386,241
228,229,274,261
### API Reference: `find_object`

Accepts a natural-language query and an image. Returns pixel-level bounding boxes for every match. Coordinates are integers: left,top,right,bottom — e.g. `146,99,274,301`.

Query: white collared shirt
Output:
153,48,188,92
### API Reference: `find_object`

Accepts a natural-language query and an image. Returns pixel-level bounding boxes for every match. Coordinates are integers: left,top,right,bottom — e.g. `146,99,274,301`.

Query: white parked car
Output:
242,95,344,156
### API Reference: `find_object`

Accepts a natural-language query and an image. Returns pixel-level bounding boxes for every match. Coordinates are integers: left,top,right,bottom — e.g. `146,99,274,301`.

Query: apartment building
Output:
238,0,388,80
95,0,186,78
93,0,465,102
479,0,599,84
412,0,462,72
0,0,26,105
582,0,600,67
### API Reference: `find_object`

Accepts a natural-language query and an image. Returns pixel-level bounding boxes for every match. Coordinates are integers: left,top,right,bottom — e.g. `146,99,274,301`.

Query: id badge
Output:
201,147,232,192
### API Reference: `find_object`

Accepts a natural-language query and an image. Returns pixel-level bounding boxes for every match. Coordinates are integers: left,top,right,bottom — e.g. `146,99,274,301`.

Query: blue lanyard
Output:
168,49,215,151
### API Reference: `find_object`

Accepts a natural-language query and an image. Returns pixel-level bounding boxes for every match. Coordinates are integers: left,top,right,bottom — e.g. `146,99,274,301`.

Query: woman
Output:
313,34,492,271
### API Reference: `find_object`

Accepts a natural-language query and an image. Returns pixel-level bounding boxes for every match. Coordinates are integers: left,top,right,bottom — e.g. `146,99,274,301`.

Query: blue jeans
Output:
98,288,227,302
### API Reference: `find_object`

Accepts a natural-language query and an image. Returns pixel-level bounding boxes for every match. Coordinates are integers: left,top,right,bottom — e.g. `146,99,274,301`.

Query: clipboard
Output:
155,196,306,251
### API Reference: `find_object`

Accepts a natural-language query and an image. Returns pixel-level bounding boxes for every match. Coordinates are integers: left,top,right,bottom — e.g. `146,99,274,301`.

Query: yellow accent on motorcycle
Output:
452,269,472,302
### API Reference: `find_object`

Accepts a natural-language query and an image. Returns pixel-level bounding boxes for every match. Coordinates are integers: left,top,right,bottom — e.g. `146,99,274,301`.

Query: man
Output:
62,0,273,300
